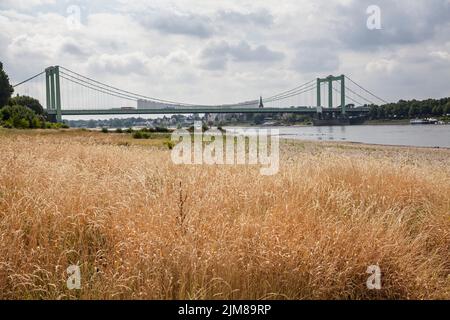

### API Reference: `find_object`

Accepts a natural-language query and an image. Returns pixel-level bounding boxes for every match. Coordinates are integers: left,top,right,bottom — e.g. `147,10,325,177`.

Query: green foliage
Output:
0,105,43,129
369,97,450,120
444,102,450,115
132,131,151,139
101,127,109,133
115,128,123,133
0,104,69,129
140,127,172,133
0,62,14,108
8,95,45,115
187,124,209,132
45,122,69,129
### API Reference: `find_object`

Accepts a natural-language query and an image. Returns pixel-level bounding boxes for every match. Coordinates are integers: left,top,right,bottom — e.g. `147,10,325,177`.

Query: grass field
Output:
0,129,448,299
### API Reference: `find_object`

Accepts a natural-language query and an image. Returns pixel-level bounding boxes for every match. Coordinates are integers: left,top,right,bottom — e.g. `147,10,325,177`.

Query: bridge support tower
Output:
316,75,346,115
46,66,62,123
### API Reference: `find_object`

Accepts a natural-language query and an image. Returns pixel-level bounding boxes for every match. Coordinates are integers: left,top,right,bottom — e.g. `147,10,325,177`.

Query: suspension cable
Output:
332,86,363,106
60,71,140,102
344,86,376,105
265,79,316,100
60,66,207,107
59,74,137,102
12,71,45,88
264,84,316,103
345,76,388,104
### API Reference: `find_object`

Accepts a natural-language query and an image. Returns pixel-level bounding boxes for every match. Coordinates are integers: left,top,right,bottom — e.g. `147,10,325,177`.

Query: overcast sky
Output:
1,0,449,105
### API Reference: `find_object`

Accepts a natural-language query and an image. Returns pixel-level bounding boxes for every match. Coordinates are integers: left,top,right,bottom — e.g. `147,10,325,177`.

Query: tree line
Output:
367,98,450,120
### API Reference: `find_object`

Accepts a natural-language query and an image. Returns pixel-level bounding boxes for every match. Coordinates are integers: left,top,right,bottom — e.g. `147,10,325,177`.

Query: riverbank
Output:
0,129,448,299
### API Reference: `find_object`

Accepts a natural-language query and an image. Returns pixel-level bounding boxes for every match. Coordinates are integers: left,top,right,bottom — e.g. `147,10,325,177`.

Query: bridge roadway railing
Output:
47,107,370,116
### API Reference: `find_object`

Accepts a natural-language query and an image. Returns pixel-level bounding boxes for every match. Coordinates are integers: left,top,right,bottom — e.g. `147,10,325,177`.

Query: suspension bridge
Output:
12,66,388,123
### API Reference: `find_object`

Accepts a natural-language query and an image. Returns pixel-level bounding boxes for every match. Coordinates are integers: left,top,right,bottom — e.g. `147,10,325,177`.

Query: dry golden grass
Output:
0,129,448,300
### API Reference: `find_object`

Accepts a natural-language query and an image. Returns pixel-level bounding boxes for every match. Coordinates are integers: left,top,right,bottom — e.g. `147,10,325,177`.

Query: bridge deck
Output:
47,107,370,116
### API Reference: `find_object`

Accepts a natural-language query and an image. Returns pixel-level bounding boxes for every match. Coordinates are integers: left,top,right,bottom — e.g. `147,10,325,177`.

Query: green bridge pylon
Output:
316,75,346,115
45,66,62,123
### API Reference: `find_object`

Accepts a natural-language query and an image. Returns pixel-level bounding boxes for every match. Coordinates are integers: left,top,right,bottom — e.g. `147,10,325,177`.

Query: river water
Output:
231,125,450,148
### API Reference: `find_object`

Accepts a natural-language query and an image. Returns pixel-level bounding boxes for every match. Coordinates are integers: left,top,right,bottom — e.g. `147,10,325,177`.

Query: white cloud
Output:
366,58,398,74
430,51,450,61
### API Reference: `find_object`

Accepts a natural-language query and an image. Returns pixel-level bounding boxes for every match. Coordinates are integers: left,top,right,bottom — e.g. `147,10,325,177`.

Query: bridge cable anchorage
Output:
12,71,45,88
264,83,317,103
59,74,138,102
332,86,363,106
264,79,316,100
345,76,389,104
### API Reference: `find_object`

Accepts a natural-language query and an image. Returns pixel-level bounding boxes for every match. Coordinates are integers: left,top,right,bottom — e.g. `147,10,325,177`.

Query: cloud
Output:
0,0,55,10
430,51,450,62
60,40,91,58
200,40,284,70
141,9,213,38
335,0,450,50
216,8,273,26
365,58,398,74
87,52,151,75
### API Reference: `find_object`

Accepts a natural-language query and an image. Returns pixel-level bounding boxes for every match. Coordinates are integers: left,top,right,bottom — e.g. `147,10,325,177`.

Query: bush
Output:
153,127,171,133
8,95,45,116
43,122,69,129
132,131,151,139
132,131,144,139
0,104,44,129
116,128,123,134
101,127,109,133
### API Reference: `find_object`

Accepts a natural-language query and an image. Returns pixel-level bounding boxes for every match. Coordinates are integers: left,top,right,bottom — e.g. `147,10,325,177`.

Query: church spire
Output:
259,96,264,108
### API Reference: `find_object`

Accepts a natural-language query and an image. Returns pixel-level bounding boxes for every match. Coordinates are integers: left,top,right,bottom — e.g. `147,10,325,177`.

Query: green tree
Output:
0,62,14,108
444,102,450,116
9,95,45,115
0,105,43,129
432,105,443,116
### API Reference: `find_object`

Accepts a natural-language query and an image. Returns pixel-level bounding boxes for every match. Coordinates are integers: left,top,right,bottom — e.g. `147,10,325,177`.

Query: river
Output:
229,125,450,148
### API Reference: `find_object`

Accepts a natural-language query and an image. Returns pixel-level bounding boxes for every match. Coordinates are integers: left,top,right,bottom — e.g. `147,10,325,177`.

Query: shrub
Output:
0,104,44,129
132,131,144,139
116,128,123,134
132,131,151,139
8,95,45,116
101,127,109,133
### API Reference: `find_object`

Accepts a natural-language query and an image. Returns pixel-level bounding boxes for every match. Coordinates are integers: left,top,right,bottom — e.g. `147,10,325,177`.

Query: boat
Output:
410,118,438,125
